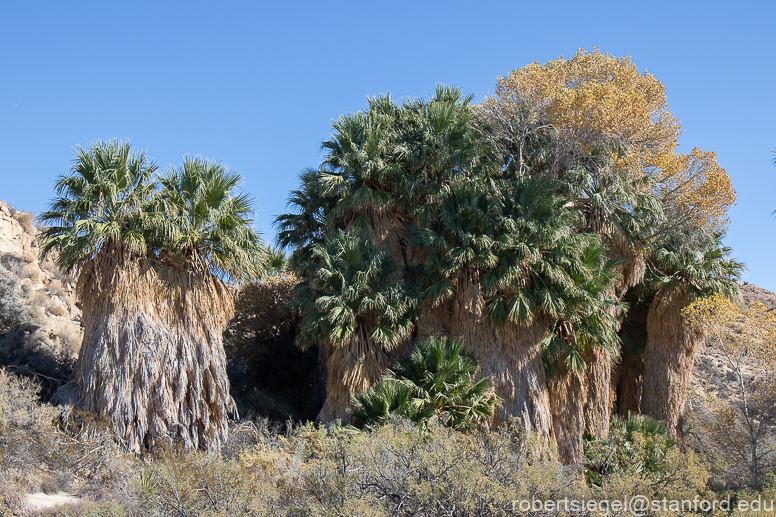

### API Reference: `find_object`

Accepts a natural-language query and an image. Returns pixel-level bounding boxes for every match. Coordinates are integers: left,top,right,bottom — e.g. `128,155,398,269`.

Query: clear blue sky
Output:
1,1,774,290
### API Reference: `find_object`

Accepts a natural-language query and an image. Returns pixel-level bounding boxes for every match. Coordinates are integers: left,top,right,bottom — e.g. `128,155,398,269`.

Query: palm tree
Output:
410,175,621,461
292,232,415,422
351,337,500,430
149,156,266,449
478,76,676,461
41,144,265,452
409,179,555,439
553,169,662,453
41,140,161,451
641,230,742,438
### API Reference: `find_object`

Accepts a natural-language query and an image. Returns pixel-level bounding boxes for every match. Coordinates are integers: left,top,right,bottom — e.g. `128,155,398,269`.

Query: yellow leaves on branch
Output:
492,48,736,229
654,148,736,228
683,293,776,371
496,49,680,171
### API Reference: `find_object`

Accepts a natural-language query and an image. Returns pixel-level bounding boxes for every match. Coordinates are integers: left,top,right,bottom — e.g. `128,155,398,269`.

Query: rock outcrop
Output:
0,201,82,385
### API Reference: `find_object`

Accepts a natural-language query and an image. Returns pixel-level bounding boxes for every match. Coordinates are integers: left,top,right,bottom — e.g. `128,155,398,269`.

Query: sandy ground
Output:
24,491,81,512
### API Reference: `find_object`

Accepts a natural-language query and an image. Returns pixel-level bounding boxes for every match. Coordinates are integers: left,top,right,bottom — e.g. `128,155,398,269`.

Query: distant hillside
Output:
739,281,776,308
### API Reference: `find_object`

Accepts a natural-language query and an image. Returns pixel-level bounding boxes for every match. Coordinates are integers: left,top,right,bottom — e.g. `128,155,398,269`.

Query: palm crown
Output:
39,140,158,271
40,142,265,283
155,156,266,281
292,231,414,350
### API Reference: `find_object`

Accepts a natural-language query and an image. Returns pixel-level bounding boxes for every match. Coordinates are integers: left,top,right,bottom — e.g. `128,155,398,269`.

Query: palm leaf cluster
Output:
584,414,678,488
39,140,158,272
40,143,266,280
155,156,265,282
278,87,622,372
645,229,743,300
292,231,414,352
351,337,499,430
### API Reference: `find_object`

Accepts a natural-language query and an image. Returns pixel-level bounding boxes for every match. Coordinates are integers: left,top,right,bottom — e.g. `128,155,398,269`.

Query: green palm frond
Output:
39,139,158,272
351,336,500,430
155,156,267,282
292,232,415,350
646,229,743,300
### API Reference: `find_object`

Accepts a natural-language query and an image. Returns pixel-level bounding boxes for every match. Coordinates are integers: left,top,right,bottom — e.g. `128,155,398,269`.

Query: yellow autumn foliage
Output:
683,293,776,368
683,293,776,485
490,48,736,229
653,148,736,227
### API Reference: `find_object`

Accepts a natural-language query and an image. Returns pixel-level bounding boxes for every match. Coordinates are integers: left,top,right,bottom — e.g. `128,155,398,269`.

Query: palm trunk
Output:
548,363,586,464
56,250,235,452
583,346,613,440
445,278,554,443
642,288,703,439
316,331,390,423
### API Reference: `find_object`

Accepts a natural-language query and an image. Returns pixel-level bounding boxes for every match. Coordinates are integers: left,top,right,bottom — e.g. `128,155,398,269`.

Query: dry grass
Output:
0,365,767,516
14,212,36,236
28,290,66,317
0,369,134,514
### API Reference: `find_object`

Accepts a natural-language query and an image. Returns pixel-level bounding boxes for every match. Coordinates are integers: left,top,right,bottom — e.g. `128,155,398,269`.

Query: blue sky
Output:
1,1,774,290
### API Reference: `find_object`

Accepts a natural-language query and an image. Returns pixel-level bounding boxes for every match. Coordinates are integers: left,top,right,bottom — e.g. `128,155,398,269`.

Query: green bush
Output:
351,337,500,431
584,414,714,506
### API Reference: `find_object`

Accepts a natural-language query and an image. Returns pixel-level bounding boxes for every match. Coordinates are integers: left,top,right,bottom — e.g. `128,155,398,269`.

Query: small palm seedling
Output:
351,337,500,431
584,414,677,486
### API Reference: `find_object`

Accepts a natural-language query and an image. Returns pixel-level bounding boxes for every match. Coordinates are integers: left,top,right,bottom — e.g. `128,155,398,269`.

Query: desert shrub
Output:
585,414,677,485
0,329,72,400
41,501,131,517
0,268,75,399
0,369,61,511
734,473,776,515
237,418,586,516
0,370,133,509
585,414,714,506
229,273,299,343
0,275,33,333
134,417,589,516
0,394,725,516
15,211,36,235
0,253,31,277
138,446,261,517
351,337,500,430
